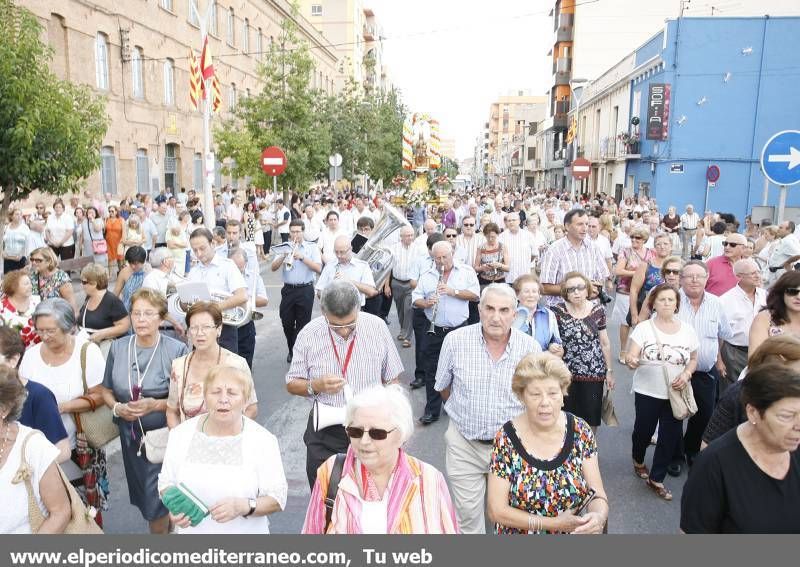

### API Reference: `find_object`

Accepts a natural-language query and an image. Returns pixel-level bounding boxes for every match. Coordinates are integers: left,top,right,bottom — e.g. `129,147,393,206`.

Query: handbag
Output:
12,431,103,534
88,221,108,255
650,321,698,420
143,427,170,464
161,483,209,527
601,389,619,426
75,342,119,449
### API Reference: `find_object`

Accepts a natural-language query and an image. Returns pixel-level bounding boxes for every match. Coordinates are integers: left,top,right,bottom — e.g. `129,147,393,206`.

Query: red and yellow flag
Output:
211,75,222,113
200,36,214,82
188,48,202,110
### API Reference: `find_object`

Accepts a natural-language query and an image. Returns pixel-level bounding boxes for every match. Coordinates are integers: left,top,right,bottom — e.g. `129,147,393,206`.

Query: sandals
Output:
633,462,650,479
401,340,412,348
645,479,673,501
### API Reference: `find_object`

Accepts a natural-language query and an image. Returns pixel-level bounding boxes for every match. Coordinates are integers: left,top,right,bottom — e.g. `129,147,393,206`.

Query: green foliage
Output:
438,156,460,180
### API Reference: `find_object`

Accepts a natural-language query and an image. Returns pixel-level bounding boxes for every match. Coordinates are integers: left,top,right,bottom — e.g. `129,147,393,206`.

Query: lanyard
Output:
127,333,162,401
328,328,356,381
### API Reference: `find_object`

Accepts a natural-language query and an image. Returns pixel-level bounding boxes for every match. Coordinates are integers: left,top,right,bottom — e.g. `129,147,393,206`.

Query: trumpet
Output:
284,242,299,271
427,266,445,335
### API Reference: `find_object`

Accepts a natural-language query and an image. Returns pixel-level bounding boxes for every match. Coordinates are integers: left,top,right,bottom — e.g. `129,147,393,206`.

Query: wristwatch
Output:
453,288,460,297
306,379,316,397
244,497,256,518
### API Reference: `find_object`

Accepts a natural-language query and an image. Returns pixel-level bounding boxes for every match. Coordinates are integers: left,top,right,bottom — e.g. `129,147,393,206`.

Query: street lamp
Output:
569,77,588,198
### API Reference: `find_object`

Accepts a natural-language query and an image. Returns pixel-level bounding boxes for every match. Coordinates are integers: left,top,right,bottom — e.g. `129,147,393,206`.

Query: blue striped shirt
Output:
678,289,733,373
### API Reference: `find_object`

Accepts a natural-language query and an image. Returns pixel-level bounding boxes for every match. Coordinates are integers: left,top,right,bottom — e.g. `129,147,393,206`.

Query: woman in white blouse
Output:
158,365,286,534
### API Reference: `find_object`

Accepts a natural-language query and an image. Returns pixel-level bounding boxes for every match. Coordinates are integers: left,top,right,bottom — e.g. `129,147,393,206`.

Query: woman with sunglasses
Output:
749,271,800,353
612,227,653,363
99,288,188,534
159,365,286,533
77,263,129,357
28,246,76,314
105,205,124,275
628,233,673,328
636,256,684,321
303,384,458,534
166,302,257,428
552,272,613,431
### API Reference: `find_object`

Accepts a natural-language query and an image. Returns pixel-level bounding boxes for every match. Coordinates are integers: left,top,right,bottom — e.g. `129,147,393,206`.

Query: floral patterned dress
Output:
30,269,71,301
490,413,596,534
0,295,41,347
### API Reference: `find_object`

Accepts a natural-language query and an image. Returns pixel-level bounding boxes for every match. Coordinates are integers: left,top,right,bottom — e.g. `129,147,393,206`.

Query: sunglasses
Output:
663,269,681,276
463,223,475,227
345,426,397,440
784,288,800,297
445,234,457,238
565,284,587,294
723,242,740,248
80,279,91,285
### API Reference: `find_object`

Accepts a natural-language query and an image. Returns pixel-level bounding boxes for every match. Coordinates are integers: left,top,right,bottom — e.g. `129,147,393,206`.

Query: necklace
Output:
0,422,11,465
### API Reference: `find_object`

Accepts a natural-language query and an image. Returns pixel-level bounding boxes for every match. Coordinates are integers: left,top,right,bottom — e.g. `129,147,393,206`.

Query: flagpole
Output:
192,0,215,229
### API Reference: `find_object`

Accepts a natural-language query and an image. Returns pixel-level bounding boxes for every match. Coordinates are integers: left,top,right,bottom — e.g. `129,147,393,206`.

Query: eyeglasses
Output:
565,284,587,294
345,426,397,440
130,310,160,319
189,324,218,335
784,288,800,297
30,257,43,263
445,234,457,239
35,328,60,337
663,269,681,276
80,279,91,285
681,274,706,281
325,316,357,330
723,242,741,248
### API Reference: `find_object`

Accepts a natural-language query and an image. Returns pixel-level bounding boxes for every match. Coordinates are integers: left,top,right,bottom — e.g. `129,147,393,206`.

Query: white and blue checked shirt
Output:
435,324,541,440
678,289,733,373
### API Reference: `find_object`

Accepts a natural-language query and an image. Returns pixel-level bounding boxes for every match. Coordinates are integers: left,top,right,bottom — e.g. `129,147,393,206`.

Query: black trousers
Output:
380,292,392,320
412,308,429,382
280,233,289,243
3,257,27,273
262,230,272,255
50,244,75,260
468,300,480,325
303,411,349,488
675,370,718,463
632,393,683,483
280,284,314,354
422,324,463,417
363,294,382,317
219,324,239,355
237,320,255,369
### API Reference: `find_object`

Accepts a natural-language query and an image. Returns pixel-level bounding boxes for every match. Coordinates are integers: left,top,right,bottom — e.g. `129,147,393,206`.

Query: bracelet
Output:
112,402,122,417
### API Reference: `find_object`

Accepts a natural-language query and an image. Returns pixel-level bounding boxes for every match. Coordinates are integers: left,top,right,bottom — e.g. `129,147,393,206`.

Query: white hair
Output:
479,283,518,309
345,384,414,444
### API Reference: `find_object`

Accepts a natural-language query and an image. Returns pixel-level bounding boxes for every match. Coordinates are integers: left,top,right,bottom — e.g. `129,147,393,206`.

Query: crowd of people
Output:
1,184,798,535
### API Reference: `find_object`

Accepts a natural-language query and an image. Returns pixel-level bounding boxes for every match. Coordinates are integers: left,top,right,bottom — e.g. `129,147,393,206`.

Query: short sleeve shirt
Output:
628,320,699,399
79,291,128,330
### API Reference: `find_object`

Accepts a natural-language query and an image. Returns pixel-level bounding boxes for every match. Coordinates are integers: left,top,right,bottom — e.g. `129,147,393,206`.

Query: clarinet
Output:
427,266,445,335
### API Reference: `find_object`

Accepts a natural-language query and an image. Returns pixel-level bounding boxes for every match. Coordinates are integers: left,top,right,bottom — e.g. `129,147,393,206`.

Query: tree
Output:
0,0,108,257
215,12,329,196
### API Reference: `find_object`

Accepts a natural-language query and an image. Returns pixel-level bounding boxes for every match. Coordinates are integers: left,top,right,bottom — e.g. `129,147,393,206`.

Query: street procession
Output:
1,0,800,548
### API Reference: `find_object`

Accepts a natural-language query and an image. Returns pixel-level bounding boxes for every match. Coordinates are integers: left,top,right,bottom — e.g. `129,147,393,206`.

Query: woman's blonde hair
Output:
511,353,572,400
29,246,58,272
129,288,168,319
81,263,109,290
203,364,253,404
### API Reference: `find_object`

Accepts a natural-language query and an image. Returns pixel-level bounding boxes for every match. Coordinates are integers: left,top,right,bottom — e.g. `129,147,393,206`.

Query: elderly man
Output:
705,232,747,295
385,225,417,348
670,260,733,476
766,220,800,286
319,210,348,265
413,219,437,254
455,216,485,324
498,211,535,284
316,235,377,307
141,246,176,297
718,259,766,391
412,241,480,425
229,248,268,369
435,284,541,533
286,281,404,486
150,201,172,248
539,208,610,306
680,205,700,260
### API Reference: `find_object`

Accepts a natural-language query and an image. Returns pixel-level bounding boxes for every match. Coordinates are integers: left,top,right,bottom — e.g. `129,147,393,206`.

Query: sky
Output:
371,0,554,161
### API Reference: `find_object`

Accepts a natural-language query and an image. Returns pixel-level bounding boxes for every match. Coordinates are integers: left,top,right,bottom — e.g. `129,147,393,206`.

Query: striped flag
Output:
200,36,214,82
211,75,222,113
188,48,202,110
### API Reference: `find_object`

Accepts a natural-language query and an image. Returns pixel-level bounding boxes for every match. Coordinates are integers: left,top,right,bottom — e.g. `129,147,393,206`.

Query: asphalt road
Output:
96,265,685,534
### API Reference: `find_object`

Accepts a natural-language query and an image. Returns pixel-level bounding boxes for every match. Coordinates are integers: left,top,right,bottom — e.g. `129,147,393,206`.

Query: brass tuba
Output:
166,269,252,328
355,203,409,289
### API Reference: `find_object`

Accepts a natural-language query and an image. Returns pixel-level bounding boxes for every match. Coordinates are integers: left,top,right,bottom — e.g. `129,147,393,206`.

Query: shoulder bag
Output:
12,431,103,534
74,342,119,449
324,453,347,533
650,320,698,420
88,220,108,255
143,354,195,464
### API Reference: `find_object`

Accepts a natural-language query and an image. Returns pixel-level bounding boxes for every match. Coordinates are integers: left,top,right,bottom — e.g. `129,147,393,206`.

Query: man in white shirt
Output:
680,204,700,260
454,216,485,268
385,225,417,347
301,204,321,243
498,212,535,284
719,259,766,392
150,201,171,248
274,198,291,243
337,198,356,236
319,211,349,265
141,247,176,297
413,219,437,256
229,248,268,370
316,235,378,307
588,216,613,274
767,220,800,286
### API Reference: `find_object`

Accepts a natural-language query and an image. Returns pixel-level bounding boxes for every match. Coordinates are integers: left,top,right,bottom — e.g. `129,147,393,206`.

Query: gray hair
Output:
148,246,172,269
320,281,360,317
479,283,518,309
227,248,246,263
345,384,414,444
32,298,76,333
733,258,759,275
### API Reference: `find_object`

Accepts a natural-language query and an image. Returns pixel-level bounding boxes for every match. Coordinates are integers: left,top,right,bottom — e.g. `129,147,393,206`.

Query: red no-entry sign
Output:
572,157,591,180
261,146,287,176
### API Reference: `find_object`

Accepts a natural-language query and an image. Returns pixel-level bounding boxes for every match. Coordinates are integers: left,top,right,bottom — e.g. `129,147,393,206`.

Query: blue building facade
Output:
625,16,800,222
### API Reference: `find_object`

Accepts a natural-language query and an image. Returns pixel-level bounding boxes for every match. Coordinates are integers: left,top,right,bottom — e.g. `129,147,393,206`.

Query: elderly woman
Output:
122,216,146,253
113,246,148,311
100,288,189,534
487,353,609,534
681,363,800,533
628,233,672,327
45,199,76,261
166,302,257,428
512,274,563,356
303,384,458,534
28,246,76,313
166,216,190,277
626,284,699,501
18,298,109,516
81,207,108,266
612,226,653,362
3,207,30,272
474,223,509,287
749,271,800,353
78,264,129,355
0,366,70,533
0,270,41,348
552,272,614,429
159,365,286,533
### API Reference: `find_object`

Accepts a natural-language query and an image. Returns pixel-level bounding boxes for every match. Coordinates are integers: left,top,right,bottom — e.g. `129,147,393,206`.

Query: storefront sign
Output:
646,83,670,141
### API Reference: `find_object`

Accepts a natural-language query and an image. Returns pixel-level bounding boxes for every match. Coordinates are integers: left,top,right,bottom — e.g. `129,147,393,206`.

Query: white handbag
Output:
143,427,170,463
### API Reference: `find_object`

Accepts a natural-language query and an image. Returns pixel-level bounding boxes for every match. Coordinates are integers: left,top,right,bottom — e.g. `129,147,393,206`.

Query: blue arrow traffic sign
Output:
761,130,800,186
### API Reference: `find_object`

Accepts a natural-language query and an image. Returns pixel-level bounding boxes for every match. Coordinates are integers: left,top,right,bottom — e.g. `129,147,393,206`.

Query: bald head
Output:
423,219,436,235
333,235,352,264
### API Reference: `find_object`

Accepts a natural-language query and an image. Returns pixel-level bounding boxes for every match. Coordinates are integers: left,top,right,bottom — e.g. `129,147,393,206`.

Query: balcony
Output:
363,25,375,41
553,56,571,86
555,13,573,42
552,99,570,129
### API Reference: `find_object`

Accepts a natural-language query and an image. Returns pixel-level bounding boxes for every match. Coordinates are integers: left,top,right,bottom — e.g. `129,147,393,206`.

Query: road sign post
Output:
328,153,342,187
261,146,287,197
704,164,720,213
760,131,800,222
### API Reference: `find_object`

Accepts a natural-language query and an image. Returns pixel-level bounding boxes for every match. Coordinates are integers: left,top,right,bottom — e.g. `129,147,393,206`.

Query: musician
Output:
350,217,374,254
187,228,247,354
271,220,322,363
408,233,445,390
217,219,259,273
285,281,404,487
229,248,267,369
316,236,377,308
412,241,479,425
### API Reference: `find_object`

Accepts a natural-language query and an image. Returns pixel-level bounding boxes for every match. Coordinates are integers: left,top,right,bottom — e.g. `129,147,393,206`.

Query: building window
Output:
214,158,222,189
131,47,144,98
311,4,323,16
229,83,237,110
95,33,109,90
256,28,263,60
193,152,202,191
227,7,235,46
100,146,117,195
188,0,199,25
165,143,180,191
163,58,175,105
209,1,218,35
136,149,149,195
242,18,249,53
161,0,173,11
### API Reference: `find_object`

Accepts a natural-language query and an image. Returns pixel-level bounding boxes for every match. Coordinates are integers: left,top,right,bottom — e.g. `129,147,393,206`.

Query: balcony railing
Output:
363,25,375,41
555,13,574,42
